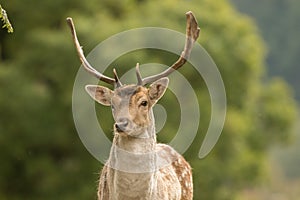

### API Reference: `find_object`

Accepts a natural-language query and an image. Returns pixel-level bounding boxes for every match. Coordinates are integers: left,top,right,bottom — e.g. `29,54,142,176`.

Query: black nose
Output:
115,118,129,132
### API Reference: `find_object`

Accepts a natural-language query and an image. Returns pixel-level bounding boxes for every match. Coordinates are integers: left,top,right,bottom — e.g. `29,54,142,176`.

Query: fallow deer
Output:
67,11,200,200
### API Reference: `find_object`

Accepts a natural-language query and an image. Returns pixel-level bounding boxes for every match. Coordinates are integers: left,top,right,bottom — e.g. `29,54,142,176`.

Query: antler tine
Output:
135,63,143,85
113,68,123,88
141,11,200,85
66,17,115,85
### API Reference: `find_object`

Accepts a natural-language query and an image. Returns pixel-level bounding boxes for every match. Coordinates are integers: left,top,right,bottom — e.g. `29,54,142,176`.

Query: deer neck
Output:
108,109,158,199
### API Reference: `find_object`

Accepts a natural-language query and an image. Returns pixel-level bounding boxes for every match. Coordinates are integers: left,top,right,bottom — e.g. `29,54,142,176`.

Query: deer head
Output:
85,76,169,138
66,11,200,138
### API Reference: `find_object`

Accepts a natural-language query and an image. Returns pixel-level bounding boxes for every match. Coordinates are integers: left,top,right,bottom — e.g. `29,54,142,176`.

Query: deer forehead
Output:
112,85,149,106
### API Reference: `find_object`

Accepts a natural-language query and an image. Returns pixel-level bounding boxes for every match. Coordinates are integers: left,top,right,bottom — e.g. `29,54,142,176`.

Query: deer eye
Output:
140,100,148,107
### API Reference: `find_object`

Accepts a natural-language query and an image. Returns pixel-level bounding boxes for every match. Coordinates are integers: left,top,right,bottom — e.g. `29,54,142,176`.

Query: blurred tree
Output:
231,0,300,101
0,0,297,200
230,1,300,197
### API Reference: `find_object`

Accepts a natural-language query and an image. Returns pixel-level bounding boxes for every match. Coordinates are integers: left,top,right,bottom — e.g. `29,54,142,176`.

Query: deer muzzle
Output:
115,118,129,133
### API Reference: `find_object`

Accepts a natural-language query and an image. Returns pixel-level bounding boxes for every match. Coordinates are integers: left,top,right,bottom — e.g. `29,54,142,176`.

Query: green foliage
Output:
0,0,297,199
231,0,300,101
0,5,13,33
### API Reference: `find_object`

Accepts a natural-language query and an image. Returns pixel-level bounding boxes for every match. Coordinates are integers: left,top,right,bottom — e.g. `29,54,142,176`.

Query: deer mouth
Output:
114,121,132,134
114,122,147,138
115,123,126,133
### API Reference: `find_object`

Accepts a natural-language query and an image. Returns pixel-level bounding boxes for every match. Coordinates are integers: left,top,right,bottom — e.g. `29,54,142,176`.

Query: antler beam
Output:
138,11,200,85
66,17,116,86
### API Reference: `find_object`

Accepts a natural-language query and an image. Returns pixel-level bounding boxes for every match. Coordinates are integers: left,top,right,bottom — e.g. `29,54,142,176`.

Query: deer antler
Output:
137,11,200,85
67,11,199,87
66,17,121,86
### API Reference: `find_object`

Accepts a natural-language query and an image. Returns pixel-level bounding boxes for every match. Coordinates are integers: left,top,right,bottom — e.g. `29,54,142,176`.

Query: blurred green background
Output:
0,0,299,199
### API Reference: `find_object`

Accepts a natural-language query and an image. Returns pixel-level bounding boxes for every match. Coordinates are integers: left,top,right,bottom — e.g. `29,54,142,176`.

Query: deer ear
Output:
148,77,169,105
85,85,114,106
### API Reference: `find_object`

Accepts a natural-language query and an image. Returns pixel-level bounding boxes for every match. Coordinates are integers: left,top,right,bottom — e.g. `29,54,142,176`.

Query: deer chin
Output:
115,125,149,139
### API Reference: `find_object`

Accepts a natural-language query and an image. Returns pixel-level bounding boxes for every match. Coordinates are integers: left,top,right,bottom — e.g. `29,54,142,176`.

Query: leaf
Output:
0,4,13,33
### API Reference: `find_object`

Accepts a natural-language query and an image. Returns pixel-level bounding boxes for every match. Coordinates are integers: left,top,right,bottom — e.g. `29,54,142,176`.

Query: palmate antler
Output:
67,11,200,87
